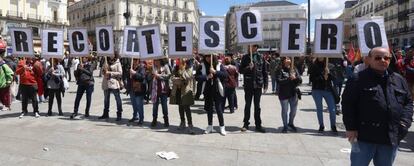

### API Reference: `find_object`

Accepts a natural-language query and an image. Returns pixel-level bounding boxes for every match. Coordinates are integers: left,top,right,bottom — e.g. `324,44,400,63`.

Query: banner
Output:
96,25,114,56
313,19,343,57
10,27,34,57
236,10,263,45
357,17,388,57
137,24,164,60
121,26,140,58
168,23,193,58
68,28,89,57
41,29,64,59
199,17,225,54
280,19,306,57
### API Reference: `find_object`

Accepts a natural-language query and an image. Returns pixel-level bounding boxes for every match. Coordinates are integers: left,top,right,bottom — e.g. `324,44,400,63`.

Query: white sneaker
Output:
19,113,25,119
35,112,40,118
204,125,213,134
220,126,227,136
2,107,10,111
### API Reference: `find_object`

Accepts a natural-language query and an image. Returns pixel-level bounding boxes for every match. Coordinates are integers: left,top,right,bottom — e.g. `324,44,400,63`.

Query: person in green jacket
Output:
0,56,14,111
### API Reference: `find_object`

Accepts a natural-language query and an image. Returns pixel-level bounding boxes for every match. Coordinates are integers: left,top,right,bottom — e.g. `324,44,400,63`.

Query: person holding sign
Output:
16,57,43,118
0,57,14,112
276,57,302,133
170,59,195,134
99,55,124,121
70,56,96,119
45,58,65,116
128,59,147,125
309,57,337,133
150,59,171,128
342,47,413,166
239,45,268,133
195,54,228,136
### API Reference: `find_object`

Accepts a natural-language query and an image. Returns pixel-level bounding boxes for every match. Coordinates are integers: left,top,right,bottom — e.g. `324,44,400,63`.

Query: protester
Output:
151,58,171,127
63,55,72,82
223,54,239,113
45,58,65,116
128,59,147,125
170,59,195,134
269,53,280,94
342,47,413,166
70,56,96,119
196,54,228,136
239,44,268,133
276,57,302,133
0,57,14,111
16,57,43,118
99,55,123,121
404,45,414,97
309,57,337,132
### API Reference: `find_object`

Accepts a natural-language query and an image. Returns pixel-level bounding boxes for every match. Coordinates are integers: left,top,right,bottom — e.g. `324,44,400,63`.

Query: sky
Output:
198,0,347,41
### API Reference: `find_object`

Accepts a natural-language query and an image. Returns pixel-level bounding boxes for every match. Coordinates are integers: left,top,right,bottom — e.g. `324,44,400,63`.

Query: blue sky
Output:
198,0,346,40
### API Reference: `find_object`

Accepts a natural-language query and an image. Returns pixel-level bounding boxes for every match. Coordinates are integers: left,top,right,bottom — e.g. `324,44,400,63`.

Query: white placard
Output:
41,29,64,59
357,17,388,57
10,27,34,57
168,23,193,58
137,24,164,60
122,26,140,58
68,28,89,57
236,10,263,45
280,19,306,57
96,25,114,56
198,17,225,54
313,19,343,57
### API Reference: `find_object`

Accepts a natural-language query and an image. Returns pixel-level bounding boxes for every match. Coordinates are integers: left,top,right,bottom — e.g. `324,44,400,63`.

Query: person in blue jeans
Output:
99,56,123,121
342,47,413,166
276,57,302,133
71,57,96,119
309,57,337,133
151,59,171,127
128,59,147,125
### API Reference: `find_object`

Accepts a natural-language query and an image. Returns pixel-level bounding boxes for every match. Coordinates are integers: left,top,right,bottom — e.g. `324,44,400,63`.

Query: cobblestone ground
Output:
0,72,413,166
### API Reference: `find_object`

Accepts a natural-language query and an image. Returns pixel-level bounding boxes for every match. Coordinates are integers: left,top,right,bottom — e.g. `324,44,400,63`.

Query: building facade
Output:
349,0,414,49
0,0,69,54
226,1,306,54
68,0,200,54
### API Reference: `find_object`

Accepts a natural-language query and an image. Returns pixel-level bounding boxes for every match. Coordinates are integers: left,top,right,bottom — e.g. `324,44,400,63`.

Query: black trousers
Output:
48,89,62,112
243,88,262,127
205,93,225,126
195,80,203,99
179,105,193,126
20,84,39,113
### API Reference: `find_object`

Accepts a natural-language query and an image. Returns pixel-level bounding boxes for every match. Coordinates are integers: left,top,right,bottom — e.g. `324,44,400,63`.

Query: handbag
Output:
329,80,340,104
131,79,143,93
296,88,302,100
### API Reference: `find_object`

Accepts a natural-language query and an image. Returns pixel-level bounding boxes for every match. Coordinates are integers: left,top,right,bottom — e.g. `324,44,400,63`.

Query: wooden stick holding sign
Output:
290,57,295,74
250,45,253,63
325,58,329,80
210,54,214,86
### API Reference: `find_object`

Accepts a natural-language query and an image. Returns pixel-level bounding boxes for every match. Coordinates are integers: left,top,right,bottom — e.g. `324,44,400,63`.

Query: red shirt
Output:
16,60,43,86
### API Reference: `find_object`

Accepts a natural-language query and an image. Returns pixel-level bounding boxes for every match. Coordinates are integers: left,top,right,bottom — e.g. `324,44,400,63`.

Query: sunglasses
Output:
374,56,391,61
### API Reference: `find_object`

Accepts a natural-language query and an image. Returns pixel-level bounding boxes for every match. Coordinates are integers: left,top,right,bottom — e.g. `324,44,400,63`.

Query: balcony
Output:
146,13,154,20
400,27,409,33
6,10,22,18
109,9,115,15
410,8,414,14
398,9,409,21
27,13,41,21
172,16,179,22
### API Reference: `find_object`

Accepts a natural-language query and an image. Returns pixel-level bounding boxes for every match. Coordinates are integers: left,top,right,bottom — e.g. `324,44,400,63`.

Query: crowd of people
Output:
0,44,412,165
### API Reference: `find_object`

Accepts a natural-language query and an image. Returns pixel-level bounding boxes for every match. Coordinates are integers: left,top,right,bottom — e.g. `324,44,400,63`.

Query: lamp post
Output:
123,0,130,26
307,0,311,55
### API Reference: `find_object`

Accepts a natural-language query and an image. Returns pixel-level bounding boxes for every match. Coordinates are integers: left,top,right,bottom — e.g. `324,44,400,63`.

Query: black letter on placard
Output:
14,31,29,52
99,29,110,51
142,30,155,54
204,21,219,47
175,27,187,52
72,31,85,52
320,24,338,50
288,24,300,50
126,30,139,52
47,32,58,52
363,22,382,48
241,12,257,39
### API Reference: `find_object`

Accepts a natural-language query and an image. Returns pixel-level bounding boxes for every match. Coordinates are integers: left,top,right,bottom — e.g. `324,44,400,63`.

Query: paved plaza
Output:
0,72,413,166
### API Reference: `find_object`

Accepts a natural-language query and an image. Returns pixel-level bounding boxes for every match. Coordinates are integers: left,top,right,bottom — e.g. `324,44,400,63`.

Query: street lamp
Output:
307,0,311,55
123,0,130,26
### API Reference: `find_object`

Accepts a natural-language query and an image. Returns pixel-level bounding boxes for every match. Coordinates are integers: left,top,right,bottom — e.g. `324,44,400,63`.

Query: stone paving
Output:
0,72,413,166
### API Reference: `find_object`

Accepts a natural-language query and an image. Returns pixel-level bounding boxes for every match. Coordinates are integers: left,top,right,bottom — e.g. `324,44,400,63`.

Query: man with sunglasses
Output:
342,47,413,166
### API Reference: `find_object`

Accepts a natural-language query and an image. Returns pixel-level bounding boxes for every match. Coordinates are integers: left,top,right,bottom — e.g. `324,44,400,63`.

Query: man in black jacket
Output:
240,45,268,133
342,47,413,166
70,56,96,119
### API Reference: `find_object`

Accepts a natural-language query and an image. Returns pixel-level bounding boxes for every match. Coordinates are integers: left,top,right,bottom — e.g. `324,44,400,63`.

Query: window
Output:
184,2,187,9
139,6,142,15
174,0,177,7
149,8,152,14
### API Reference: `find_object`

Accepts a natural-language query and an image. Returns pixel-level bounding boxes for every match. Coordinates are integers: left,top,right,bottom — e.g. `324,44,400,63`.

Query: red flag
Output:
354,48,361,63
347,44,355,63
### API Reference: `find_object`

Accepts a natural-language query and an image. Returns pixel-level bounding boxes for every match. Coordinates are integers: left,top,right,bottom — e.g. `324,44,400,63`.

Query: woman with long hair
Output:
196,54,228,136
151,58,171,127
128,59,147,125
45,58,65,116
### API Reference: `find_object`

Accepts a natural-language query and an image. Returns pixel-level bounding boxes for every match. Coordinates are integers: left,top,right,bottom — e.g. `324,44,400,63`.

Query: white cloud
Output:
310,0,345,19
